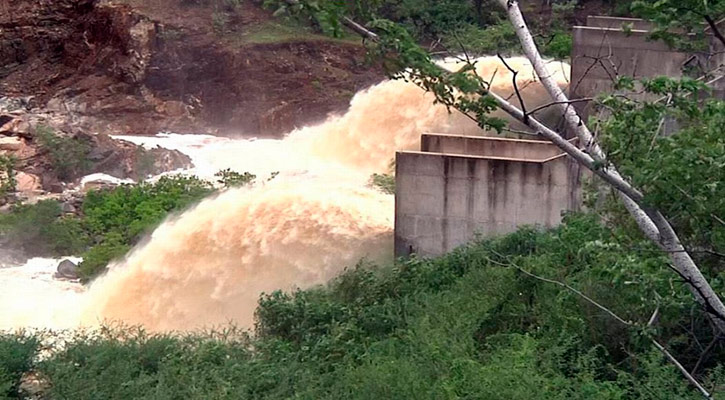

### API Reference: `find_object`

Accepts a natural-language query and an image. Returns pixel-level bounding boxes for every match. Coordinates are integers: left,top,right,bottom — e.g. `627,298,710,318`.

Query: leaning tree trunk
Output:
495,0,725,333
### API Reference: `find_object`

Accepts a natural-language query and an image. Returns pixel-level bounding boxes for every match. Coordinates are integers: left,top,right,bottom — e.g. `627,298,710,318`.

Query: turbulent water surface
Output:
1,57,570,332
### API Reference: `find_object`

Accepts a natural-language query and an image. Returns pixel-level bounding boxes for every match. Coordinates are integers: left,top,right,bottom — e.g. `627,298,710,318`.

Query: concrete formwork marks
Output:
395,134,579,257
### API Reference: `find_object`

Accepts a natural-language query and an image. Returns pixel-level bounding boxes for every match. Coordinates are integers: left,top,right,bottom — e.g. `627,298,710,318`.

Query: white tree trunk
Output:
332,1,725,331
496,0,725,332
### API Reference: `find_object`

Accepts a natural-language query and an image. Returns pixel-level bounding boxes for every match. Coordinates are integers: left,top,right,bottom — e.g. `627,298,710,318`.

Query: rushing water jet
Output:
0,56,569,331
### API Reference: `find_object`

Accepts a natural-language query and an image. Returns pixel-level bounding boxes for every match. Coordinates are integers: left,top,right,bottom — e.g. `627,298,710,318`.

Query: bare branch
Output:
704,14,725,49
691,334,722,376
341,16,379,41
496,53,529,122
651,339,713,399
525,98,594,118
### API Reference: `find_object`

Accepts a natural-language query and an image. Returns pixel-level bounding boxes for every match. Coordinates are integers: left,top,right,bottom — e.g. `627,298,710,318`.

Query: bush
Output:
0,216,714,398
381,0,478,39
34,125,90,181
443,21,519,56
0,175,214,279
78,234,132,282
215,168,256,188
81,175,213,245
0,200,89,256
0,155,16,198
539,28,572,59
0,333,39,399
369,172,394,194
1,216,721,398
78,175,214,279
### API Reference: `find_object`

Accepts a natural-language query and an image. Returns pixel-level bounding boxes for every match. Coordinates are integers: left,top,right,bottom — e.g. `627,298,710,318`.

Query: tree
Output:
632,0,725,50
493,0,725,336
270,0,725,394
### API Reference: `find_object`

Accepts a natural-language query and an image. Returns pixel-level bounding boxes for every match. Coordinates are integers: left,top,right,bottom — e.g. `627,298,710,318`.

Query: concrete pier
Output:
394,134,581,258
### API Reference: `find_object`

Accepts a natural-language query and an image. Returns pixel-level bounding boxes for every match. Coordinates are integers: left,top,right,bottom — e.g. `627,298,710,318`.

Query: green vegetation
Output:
77,175,214,280
0,175,214,280
251,3,725,396
369,172,394,195
1,215,723,398
215,168,257,187
631,0,725,52
0,200,88,256
263,0,573,58
35,125,91,181
234,19,361,46
0,168,279,280
0,333,39,399
0,155,16,198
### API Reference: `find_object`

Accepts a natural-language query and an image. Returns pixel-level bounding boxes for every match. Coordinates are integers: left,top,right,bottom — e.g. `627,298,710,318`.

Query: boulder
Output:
61,202,76,214
0,115,31,138
0,136,23,152
56,259,79,280
15,171,41,192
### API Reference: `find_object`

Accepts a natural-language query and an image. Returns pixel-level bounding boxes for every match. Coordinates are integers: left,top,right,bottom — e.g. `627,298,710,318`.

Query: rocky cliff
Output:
0,0,382,136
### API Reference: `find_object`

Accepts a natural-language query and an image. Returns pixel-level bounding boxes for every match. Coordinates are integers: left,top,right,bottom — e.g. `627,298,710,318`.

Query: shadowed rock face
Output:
0,0,383,137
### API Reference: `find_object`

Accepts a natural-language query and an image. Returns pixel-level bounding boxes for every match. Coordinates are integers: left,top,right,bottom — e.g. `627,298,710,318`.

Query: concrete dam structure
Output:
394,134,581,257
394,15,725,259
570,15,725,120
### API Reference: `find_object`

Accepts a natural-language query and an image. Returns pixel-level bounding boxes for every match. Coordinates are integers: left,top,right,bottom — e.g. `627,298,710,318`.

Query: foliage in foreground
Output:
2,215,724,399
0,333,39,399
0,170,274,280
0,175,215,281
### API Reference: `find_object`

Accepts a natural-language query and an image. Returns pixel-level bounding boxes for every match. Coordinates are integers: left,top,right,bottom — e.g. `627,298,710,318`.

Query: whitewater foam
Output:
2,56,569,331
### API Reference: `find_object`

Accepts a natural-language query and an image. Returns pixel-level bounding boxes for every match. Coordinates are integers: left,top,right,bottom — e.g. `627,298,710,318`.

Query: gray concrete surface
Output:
395,135,581,258
569,16,725,120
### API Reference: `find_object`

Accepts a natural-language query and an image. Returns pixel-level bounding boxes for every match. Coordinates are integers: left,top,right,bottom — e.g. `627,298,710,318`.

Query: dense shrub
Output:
1,216,721,398
264,0,573,60
78,234,132,281
0,175,215,280
35,125,91,181
0,333,39,399
443,21,519,56
77,175,214,279
598,82,725,273
81,175,213,244
0,200,89,256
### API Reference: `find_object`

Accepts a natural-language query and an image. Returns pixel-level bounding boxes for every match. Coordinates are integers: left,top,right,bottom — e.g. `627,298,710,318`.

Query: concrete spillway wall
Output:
394,134,581,258
569,16,725,121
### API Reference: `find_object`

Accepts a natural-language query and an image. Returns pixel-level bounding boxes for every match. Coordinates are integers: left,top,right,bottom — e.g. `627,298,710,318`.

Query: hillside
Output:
1,1,724,399
1,0,383,137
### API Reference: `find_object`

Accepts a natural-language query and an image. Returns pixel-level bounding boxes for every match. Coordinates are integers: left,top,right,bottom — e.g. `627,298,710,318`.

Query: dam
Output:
394,134,582,257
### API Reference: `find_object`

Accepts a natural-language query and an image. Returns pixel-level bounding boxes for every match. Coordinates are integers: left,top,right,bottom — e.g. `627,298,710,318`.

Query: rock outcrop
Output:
0,111,191,198
0,0,382,136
